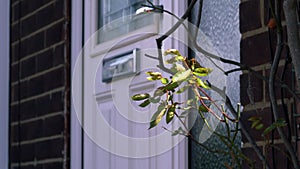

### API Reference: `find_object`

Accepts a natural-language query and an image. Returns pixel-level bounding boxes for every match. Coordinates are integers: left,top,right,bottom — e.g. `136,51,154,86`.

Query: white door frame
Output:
71,0,83,169
0,0,10,168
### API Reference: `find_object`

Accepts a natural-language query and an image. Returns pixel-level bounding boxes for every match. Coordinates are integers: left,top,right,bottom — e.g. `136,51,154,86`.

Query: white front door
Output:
78,0,189,169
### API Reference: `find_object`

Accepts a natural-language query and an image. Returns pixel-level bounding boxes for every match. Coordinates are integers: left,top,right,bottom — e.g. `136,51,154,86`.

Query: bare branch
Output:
155,0,198,71
283,0,300,85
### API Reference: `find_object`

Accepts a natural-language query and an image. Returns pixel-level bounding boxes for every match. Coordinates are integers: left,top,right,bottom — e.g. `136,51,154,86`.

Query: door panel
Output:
82,1,188,168
82,36,188,169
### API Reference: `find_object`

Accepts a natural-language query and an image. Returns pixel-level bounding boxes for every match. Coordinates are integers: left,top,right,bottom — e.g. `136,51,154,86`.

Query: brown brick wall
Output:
10,0,70,168
240,0,297,168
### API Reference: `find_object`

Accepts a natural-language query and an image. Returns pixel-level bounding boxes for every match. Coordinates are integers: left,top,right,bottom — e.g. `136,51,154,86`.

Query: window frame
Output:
71,0,83,169
87,0,160,57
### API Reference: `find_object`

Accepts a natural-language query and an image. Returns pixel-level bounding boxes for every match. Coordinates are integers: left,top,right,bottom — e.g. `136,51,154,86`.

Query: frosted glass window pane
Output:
98,0,153,43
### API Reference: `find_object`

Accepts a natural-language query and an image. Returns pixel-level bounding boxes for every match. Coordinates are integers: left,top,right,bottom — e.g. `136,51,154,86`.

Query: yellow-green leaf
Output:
139,99,150,107
146,71,162,76
164,49,181,56
166,105,175,124
131,93,150,101
165,82,179,91
170,63,186,73
149,104,167,129
197,78,210,89
193,67,213,77
146,71,162,81
255,123,264,130
161,78,169,84
172,69,191,82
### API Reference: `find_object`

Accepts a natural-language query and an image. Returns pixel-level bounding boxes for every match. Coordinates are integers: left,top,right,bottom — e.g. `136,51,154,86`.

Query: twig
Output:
155,0,198,71
194,0,204,41
210,84,271,169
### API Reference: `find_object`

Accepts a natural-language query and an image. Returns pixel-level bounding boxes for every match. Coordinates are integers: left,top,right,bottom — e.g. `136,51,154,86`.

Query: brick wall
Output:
240,0,296,168
10,0,70,169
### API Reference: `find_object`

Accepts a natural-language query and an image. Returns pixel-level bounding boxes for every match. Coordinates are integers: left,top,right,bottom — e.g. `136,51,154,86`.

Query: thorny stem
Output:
196,84,237,122
211,84,271,169
163,113,227,155
193,87,223,121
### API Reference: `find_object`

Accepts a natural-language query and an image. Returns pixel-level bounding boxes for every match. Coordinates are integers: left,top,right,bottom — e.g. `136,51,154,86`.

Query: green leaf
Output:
172,69,191,82
193,67,212,77
147,76,160,81
262,124,276,136
175,55,185,61
154,87,165,97
165,82,179,91
196,78,210,89
255,123,264,130
146,71,162,81
149,103,167,129
262,119,287,136
166,56,185,64
164,49,181,56
131,93,150,101
186,58,202,70
139,99,150,107
199,104,209,112
161,78,169,84
248,116,263,130
248,116,261,122
250,120,261,129
166,105,175,124
146,71,162,77
170,63,186,72
165,57,177,64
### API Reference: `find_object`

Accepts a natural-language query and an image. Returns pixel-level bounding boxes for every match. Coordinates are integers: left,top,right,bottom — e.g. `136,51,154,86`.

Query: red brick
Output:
240,0,262,33
242,147,264,169
240,71,264,106
241,32,274,66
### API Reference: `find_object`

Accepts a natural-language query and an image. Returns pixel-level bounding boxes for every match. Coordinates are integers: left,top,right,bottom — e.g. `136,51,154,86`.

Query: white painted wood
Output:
0,0,10,169
81,1,189,169
71,0,83,169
